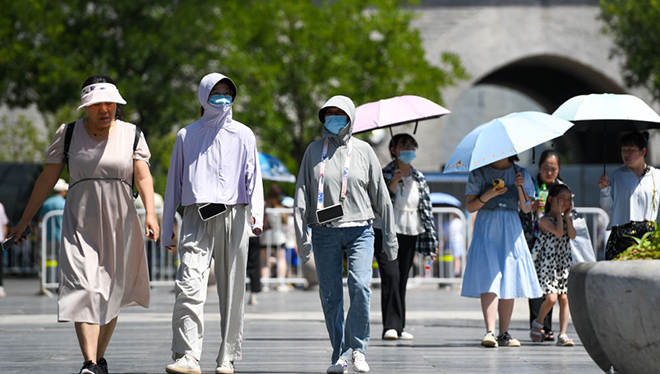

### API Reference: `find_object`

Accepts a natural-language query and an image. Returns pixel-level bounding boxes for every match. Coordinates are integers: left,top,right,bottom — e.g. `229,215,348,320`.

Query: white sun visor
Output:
77,83,127,110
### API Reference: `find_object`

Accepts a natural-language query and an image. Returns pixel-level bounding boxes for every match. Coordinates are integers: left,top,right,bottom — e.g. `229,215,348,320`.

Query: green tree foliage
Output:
221,0,467,168
0,0,466,188
0,0,219,135
0,114,50,163
601,0,660,101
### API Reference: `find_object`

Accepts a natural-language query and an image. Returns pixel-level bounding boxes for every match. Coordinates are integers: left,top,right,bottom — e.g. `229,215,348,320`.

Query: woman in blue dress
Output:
461,156,542,348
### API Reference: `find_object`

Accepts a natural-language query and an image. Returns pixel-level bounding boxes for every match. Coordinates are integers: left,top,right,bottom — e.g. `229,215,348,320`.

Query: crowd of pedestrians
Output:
2,71,655,374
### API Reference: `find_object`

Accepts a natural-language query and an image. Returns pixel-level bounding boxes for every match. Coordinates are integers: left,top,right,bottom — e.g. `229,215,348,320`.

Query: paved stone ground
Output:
0,278,603,374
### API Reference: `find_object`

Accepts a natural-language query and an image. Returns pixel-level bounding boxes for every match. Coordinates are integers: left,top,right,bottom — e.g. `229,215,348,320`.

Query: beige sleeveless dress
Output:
46,119,151,324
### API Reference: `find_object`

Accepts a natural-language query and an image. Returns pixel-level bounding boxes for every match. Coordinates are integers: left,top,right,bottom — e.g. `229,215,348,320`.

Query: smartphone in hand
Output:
493,178,505,190
1,226,32,251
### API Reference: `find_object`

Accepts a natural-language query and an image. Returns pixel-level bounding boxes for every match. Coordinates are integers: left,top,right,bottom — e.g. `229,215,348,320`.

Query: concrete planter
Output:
567,260,660,374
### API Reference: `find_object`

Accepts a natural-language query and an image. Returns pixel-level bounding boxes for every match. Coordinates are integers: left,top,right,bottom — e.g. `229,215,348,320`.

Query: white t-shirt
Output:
392,176,424,236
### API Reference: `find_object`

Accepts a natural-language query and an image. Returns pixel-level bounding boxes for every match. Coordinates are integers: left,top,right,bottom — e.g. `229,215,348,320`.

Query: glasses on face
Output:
540,166,558,173
210,89,234,97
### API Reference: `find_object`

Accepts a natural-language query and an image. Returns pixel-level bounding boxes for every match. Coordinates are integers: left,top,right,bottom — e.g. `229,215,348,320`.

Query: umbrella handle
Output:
512,163,531,204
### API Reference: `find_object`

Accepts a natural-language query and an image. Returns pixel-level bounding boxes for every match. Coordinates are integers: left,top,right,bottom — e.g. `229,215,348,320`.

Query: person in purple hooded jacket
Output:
162,73,264,374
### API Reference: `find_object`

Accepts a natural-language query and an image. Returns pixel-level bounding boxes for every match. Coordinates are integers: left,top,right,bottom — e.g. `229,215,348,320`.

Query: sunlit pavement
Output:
0,278,602,374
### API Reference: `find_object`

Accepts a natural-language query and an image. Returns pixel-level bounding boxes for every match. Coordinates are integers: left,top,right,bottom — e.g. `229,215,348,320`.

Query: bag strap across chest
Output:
63,121,142,198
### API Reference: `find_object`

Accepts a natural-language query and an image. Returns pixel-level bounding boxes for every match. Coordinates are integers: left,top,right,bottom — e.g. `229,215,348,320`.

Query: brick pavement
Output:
0,278,603,374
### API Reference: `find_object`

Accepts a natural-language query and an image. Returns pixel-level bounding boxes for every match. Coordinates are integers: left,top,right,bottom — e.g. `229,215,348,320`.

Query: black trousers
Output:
246,236,261,293
374,228,417,337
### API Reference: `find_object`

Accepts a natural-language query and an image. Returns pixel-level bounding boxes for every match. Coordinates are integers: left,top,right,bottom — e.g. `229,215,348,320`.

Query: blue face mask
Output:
324,115,348,135
398,150,416,164
209,94,233,105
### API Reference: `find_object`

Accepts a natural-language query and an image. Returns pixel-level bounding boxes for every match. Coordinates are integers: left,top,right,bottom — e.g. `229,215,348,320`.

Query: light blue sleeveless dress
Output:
460,164,543,299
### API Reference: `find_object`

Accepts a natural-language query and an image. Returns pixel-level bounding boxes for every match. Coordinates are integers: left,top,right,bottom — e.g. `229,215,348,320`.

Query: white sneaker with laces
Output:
166,354,201,374
399,331,414,340
383,329,398,340
327,357,348,374
351,351,370,373
215,361,235,374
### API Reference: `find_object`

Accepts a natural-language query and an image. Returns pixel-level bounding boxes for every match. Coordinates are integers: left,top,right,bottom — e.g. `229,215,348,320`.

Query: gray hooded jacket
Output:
293,95,398,263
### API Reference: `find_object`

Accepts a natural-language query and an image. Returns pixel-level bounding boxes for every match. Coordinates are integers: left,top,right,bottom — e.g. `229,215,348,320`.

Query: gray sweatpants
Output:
171,204,249,365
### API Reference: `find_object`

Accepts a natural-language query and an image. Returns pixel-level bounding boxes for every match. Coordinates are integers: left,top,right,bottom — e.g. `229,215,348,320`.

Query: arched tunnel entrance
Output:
472,55,627,165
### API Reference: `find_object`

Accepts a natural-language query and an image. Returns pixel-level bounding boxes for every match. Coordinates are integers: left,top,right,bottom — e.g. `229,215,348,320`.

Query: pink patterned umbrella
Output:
352,95,450,135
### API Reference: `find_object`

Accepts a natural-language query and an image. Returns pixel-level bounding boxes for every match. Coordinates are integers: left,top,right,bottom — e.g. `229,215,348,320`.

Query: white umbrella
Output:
553,93,660,172
443,111,574,173
553,93,660,129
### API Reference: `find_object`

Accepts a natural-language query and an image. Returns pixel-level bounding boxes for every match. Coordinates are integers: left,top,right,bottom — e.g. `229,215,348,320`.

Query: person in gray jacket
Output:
294,95,398,374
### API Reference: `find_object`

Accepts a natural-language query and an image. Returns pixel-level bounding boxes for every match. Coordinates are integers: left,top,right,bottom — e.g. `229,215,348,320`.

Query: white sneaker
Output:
166,354,201,374
0,286,6,298
481,331,498,348
327,357,348,373
215,361,234,374
276,284,291,292
351,351,370,373
383,329,398,340
399,331,414,340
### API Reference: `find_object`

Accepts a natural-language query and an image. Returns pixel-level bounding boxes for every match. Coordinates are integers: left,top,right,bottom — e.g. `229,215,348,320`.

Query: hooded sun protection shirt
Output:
161,73,264,247
293,95,398,263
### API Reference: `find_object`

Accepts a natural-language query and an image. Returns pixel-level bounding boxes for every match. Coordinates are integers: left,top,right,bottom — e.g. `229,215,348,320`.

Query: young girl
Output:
530,184,576,346
462,156,543,348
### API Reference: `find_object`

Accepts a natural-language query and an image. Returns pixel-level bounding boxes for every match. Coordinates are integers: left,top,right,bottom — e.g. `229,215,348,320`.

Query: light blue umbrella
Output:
429,192,461,207
443,111,573,173
258,152,296,183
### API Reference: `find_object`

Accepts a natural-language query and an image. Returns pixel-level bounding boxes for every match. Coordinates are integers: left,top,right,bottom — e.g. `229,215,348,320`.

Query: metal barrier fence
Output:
257,207,471,286
402,206,469,285
573,207,610,261
35,206,609,295
259,207,306,288
39,209,181,296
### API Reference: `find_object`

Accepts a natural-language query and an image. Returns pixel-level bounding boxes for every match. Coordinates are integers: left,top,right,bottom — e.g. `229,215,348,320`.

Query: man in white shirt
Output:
162,73,264,374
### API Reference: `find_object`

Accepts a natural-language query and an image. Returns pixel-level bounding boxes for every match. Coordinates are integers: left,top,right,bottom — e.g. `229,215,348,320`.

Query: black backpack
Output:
63,121,142,198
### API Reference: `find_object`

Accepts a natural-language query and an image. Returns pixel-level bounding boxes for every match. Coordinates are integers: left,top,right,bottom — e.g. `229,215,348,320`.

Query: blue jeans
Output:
311,225,374,362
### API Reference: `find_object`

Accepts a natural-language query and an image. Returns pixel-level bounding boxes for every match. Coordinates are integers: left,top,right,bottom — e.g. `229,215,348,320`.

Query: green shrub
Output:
615,221,660,260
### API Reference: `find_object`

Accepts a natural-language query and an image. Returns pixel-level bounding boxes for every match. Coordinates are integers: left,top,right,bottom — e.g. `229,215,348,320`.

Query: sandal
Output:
556,334,574,347
544,331,555,342
529,320,546,342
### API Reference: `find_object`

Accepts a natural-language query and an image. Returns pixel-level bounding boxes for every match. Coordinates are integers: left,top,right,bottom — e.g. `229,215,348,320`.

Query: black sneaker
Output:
496,332,521,347
97,358,108,374
79,360,102,374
